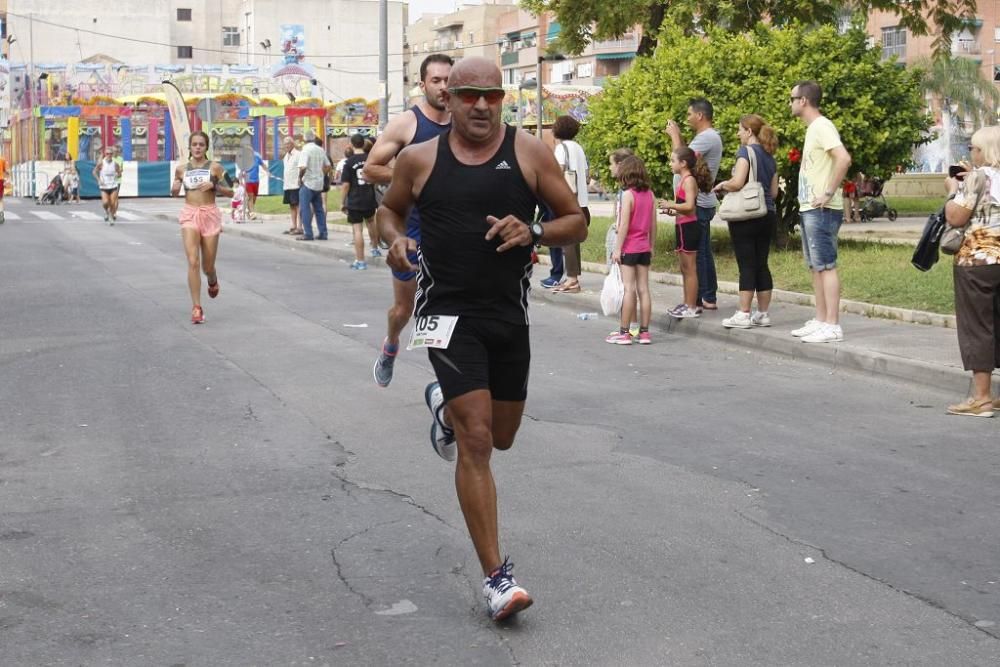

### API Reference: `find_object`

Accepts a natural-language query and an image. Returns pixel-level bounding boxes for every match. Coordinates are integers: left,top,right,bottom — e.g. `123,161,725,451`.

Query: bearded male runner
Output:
364,54,453,387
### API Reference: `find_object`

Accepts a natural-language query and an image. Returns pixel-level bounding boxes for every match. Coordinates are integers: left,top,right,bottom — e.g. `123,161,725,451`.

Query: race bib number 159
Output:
407,315,459,350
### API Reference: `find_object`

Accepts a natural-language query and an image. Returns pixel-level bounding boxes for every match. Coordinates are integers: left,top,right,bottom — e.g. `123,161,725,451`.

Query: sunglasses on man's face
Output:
448,86,506,105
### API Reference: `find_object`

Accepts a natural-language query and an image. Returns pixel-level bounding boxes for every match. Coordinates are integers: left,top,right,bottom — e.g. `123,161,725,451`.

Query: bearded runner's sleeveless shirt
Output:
405,106,451,239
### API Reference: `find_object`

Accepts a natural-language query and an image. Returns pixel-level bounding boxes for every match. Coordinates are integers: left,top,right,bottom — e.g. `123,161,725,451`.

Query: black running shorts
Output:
347,208,376,223
675,221,701,254
621,252,651,266
427,317,530,402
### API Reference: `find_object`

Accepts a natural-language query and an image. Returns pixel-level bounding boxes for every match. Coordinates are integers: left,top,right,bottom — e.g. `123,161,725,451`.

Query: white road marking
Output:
70,211,104,220
31,210,64,220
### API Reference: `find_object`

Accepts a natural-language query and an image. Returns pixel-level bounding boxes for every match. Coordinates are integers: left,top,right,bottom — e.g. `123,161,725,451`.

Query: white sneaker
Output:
801,323,844,344
483,558,533,621
791,319,823,337
722,310,752,329
750,310,771,327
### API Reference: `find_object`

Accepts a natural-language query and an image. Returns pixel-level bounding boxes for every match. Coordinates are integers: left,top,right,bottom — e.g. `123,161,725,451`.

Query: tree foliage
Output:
579,23,930,232
914,55,1000,131
520,0,979,57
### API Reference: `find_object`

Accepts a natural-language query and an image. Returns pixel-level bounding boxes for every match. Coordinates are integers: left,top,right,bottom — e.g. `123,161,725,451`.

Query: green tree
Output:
522,0,978,57
580,23,929,238
914,55,1000,131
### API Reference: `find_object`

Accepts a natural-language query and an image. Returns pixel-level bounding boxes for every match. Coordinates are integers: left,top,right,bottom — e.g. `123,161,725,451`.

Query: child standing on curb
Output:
606,148,635,266
660,148,713,319
607,156,656,345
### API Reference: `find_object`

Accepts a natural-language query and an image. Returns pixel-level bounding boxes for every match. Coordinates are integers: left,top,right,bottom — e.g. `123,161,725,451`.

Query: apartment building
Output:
405,1,515,91
868,9,1000,82
496,9,640,89
546,23,640,88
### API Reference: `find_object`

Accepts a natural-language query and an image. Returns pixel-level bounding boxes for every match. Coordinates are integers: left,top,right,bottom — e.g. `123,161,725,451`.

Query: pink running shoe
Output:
636,331,652,345
605,332,632,345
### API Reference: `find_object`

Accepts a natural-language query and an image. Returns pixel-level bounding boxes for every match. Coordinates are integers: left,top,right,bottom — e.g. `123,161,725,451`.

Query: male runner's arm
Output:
486,133,587,252
361,112,417,185
376,147,422,272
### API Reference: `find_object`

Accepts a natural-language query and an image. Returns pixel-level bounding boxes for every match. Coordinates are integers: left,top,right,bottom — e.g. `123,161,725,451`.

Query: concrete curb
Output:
526,287,982,396
216,221,988,395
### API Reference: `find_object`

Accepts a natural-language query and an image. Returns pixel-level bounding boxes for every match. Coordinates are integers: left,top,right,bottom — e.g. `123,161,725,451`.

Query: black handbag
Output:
912,207,946,272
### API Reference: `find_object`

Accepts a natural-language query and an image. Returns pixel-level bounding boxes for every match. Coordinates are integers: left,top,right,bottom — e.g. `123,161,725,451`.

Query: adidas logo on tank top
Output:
495,160,512,170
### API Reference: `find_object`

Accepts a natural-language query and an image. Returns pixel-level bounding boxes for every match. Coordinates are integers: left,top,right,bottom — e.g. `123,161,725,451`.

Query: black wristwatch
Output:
529,221,544,246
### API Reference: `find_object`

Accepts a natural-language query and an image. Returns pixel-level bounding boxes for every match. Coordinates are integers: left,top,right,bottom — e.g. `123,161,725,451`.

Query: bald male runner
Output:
378,57,587,621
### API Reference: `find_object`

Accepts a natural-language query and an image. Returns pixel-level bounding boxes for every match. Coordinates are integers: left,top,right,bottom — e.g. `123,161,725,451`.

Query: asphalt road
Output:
1,201,999,666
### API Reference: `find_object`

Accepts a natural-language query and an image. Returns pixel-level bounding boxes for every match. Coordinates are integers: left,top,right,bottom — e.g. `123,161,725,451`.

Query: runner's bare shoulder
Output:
395,136,439,172
372,110,419,158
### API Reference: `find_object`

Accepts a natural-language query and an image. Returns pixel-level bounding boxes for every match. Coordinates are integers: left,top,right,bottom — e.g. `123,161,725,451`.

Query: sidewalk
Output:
213,213,996,398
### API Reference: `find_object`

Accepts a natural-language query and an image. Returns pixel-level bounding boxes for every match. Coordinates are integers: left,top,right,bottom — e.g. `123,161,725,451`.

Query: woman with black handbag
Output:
712,114,780,329
943,126,1000,417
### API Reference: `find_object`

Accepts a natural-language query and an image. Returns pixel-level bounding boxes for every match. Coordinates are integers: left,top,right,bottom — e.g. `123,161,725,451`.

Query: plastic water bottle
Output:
577,312,599,320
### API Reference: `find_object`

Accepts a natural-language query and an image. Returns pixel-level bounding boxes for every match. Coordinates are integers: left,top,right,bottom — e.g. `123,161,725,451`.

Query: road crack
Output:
734,509,998,638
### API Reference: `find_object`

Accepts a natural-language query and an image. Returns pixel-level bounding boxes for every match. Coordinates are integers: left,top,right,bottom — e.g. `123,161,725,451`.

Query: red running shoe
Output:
191,305,205,324
208,279,220,299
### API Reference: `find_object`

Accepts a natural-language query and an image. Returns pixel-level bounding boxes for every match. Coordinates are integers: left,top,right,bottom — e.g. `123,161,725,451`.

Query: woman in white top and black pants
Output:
551,115,590,294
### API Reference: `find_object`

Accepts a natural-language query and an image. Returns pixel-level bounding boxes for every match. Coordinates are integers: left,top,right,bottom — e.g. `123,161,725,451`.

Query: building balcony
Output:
592,34,639,54
501,51,520,67
954,40,980,55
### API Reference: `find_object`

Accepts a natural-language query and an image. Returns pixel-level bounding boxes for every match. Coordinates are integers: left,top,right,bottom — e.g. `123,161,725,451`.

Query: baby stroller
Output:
37,175,65,205
858,177,898,221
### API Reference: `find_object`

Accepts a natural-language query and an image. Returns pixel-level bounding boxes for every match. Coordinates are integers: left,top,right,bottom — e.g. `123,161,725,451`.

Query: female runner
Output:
171,131,233,324
93,149,122,224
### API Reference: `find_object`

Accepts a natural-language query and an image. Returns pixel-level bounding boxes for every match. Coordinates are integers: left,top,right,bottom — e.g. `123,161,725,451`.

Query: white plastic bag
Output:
600,263,625,316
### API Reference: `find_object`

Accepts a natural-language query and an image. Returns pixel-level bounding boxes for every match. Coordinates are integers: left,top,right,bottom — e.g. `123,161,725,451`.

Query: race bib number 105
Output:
407,315,459,350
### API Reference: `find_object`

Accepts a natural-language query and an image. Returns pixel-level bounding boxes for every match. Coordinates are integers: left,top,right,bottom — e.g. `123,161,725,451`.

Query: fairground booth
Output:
3,59,600,198
4,62,379,198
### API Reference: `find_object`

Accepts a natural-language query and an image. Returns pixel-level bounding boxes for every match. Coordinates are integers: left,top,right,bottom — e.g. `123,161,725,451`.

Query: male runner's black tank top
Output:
414,125,537,326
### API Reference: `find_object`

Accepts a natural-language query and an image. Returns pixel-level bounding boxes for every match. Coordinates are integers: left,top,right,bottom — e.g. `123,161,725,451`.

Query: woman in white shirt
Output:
551,115,590,294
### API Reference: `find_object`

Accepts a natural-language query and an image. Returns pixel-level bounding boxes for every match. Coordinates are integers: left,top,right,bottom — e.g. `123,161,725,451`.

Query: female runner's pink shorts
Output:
179,204,222,237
